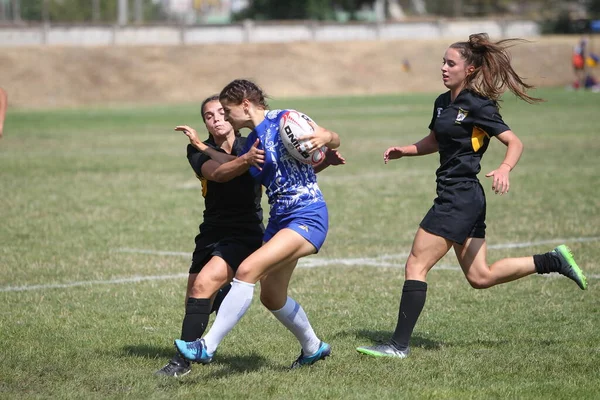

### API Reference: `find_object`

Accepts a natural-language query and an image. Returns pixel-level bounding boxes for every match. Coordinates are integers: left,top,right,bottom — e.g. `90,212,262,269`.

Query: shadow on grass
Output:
174,353,283,383
122,344,281,380
337,329,559,351
336,329,443,350
122,344,176,359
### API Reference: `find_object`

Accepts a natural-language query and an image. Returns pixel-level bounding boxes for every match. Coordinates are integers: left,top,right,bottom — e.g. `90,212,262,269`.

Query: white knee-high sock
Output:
270,296,321,355
203,278,255,355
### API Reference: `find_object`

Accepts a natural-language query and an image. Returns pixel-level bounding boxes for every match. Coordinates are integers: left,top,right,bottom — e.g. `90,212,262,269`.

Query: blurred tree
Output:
234,0,334,20
335,0,377,20
589,0,600,17
425,0,511,17
19,0,164,23
233,0,395,21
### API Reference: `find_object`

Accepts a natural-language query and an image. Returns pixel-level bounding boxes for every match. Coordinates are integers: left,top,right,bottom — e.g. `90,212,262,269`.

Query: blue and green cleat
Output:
290,341,331,369
553,245,587,290
174,338,214,364
356,343,410,359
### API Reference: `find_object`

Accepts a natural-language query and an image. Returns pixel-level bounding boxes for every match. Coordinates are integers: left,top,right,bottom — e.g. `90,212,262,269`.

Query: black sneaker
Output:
154,355,191,377
552,245,588,290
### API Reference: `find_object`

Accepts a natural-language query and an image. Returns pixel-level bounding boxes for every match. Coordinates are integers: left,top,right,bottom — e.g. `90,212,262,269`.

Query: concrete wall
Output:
0,19,540,47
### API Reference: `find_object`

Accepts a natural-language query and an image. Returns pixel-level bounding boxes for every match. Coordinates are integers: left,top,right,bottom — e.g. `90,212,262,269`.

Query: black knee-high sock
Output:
211,284,232,315
390,280,428,350
180,298,211,342
533,252,561,274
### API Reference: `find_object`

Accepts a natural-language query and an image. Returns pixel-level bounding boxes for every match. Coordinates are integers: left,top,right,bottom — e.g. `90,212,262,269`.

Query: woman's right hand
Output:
242,138,265,170
383,146,405,164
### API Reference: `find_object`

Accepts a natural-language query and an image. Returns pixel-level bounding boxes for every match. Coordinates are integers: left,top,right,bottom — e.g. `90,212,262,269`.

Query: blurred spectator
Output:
572,36,587,89
0,87,7,139
584,73,600,92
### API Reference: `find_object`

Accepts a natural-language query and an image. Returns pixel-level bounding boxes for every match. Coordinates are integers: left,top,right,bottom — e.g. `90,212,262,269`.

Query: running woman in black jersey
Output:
357,33,588,359
156,95,266,377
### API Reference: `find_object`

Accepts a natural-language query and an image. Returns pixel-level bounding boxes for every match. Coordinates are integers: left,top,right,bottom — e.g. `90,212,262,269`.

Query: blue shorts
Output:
264,203,329,252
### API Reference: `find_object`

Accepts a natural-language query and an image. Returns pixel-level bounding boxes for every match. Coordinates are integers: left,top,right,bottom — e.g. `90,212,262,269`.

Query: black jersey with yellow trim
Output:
428,89,510,183
187,136,264,232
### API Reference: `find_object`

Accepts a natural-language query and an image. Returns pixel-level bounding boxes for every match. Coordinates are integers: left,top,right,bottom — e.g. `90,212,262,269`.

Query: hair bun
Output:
468,33,489,52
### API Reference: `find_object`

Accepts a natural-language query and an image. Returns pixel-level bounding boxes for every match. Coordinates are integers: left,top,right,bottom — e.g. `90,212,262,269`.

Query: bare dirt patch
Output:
0,36,579,109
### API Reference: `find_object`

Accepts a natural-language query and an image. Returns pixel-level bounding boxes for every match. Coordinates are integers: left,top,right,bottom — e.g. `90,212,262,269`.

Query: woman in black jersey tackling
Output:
157,95,344,376
156,95,266,377
357,33,588,359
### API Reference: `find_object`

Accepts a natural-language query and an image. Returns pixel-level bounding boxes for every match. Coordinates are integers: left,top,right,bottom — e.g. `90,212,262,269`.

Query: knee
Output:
235,263,260,283
189,277,227,298
465,276,493,290
189,281,210,298
405,260,429,281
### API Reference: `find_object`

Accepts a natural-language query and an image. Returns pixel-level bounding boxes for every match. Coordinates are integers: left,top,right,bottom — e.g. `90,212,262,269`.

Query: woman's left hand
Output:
297,122,333,153
324,149,346,165
485,165,511,195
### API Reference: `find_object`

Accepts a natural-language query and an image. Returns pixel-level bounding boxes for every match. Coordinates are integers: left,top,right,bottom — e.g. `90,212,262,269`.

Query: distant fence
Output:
0,19,540,46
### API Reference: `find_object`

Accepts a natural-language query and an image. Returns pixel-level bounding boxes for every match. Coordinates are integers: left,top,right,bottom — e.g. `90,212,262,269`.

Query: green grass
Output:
1,88,599,399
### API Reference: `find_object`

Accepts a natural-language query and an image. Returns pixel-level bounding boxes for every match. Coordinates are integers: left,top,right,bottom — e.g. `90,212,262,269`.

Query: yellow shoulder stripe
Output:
471,126,489,152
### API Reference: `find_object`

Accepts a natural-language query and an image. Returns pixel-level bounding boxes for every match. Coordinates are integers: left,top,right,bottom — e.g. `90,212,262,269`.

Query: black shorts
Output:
419,180,486,245
189,226,263,275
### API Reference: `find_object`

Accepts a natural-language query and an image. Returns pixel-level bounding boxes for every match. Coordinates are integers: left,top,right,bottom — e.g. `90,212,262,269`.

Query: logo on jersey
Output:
436,107,443,117
266,109,281,119
298,225,309,232
455,108,469,124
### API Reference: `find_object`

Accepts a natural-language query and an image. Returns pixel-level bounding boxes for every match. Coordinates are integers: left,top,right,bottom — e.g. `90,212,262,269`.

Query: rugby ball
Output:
279,110,327,166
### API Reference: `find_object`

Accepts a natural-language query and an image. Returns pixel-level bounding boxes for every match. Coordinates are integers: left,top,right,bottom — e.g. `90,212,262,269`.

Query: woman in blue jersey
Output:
156,95,267,377
175,79,343,369
356,33,588,360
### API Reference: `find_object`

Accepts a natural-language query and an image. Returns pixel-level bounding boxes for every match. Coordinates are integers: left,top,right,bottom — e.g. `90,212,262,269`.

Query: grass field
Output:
1,89,599,399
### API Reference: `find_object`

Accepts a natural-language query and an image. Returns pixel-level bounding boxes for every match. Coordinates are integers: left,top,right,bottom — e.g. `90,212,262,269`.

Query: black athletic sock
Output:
211,283,232,315
390,280,428,350
533,252,561,274
180,297,211,342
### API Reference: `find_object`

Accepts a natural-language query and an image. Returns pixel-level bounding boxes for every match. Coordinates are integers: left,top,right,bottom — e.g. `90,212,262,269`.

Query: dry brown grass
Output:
0,36,580,109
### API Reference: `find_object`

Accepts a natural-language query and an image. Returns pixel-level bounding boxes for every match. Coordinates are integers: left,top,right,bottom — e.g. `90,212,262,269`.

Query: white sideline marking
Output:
0,274,188,292
2,236,598,293
116,248,189,257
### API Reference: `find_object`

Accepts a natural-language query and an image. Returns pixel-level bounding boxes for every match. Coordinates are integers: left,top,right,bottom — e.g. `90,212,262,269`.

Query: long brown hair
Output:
219,79,269,109
450,33,543,103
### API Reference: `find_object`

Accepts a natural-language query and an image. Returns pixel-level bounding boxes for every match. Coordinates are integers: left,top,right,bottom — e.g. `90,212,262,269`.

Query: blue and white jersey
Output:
242,109,325,216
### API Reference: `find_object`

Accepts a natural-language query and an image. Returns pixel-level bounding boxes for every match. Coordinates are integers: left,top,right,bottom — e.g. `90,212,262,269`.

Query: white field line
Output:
2,236,598,293
1,274,188,293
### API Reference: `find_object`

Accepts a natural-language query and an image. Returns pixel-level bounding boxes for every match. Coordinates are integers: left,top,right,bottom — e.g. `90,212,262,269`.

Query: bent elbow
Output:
211,173,228,183
211,170,237,183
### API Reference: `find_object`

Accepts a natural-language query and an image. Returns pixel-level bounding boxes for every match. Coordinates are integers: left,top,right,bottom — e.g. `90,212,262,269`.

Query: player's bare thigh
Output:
236,228,316,283
405,227,453,281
